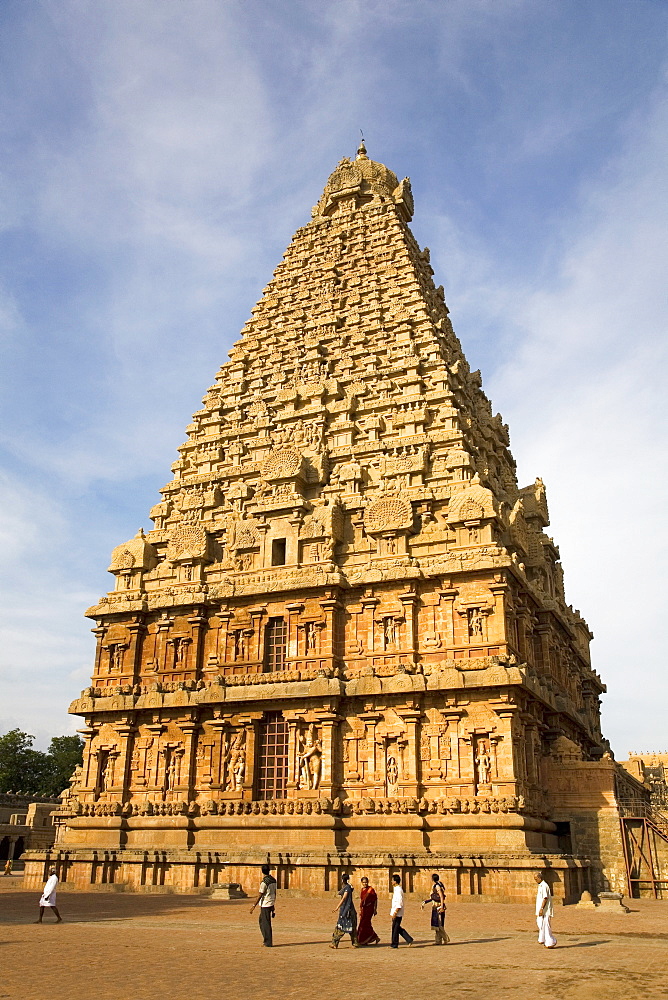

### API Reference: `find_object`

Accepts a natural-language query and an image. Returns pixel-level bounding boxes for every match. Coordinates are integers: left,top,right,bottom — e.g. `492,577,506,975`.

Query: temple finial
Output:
357,130,367,159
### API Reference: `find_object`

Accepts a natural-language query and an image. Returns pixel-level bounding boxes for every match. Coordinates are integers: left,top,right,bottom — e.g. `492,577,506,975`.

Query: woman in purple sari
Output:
357,876,380,945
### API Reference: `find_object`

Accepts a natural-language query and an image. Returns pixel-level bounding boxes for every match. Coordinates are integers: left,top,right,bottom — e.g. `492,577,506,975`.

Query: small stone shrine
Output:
25,145,637,902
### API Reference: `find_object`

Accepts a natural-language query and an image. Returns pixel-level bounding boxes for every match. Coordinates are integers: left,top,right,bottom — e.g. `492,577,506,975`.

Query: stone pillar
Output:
92,626,107,680
494,707,520,787
361,597,379,655
397,708,420,797
78,725,98,793
488,581,508,649
286,603,304,662
179,720,200,799
216,611,233,666
437,587,458,647
208,719,228,789
319,597,341,661
399,590,418,665
250,609,267,666
127,623,146,684
242,720,260,800
188,614,207,679
285,716,301,793
112,723,136,802
316,713,339,798
145,724,166,791
156,619,173,672
359,712,381,791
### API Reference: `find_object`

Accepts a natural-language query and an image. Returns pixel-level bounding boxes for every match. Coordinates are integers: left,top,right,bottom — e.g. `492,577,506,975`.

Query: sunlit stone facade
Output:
25,145,630,902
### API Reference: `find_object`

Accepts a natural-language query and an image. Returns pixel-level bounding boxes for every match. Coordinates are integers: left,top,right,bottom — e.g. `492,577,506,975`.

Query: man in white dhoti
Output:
36,867,62,923
534,871,556,948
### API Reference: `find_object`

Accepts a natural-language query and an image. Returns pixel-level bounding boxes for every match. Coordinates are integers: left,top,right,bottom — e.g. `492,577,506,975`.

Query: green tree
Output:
42,735,84,797
0,729,47,795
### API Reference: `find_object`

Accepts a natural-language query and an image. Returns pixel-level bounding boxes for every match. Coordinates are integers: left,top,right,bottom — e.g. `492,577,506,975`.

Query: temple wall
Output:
23,847,587,904
545,758,627,894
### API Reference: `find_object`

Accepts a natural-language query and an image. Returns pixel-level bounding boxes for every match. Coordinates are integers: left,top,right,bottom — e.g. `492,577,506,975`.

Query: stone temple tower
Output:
26,144,637,902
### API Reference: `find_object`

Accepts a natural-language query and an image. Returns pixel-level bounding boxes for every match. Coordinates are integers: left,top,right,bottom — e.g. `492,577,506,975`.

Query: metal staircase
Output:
619,801,668,898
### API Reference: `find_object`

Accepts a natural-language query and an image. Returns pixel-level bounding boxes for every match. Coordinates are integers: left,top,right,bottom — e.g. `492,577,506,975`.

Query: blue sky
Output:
1,0,666,756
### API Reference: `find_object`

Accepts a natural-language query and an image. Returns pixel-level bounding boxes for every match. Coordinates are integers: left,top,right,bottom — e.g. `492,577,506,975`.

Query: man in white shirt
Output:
250,864,277,946
534,871,556,948
36,867,62,923
390,873,414,948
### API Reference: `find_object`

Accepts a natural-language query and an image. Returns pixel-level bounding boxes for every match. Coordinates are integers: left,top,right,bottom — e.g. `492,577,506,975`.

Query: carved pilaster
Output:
112,723,136,801
127,622,146,684
178,720,200,798
188,614,207,678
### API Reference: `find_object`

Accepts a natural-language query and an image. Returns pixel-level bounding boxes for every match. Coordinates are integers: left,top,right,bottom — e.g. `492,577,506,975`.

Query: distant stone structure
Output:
0,793,59,868
24,144,644,901
620,753,668,812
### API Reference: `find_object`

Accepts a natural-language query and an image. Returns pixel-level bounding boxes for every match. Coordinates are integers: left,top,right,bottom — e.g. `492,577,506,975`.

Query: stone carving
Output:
166,523,208,563
468,608,485,639
475,738,492,786
108,529,154,578
224,731,247,792
386,750,400,794
447,482,497,525
260,447,303,480
297,724,322,790
364,496,413,534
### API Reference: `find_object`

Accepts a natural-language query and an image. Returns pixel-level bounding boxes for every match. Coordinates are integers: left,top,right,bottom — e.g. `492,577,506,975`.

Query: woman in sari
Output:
357,876,380,945
422,872,448,944
330,872,358,949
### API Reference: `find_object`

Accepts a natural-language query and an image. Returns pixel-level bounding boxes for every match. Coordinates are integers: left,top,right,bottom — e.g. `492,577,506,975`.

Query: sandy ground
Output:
1,880,668,1000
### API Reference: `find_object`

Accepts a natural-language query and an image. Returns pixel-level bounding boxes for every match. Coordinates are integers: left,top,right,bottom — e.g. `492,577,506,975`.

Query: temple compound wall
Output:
24,144,630,903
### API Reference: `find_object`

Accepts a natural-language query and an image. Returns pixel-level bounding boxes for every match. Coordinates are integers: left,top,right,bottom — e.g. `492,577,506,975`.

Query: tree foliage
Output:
0,729,84,797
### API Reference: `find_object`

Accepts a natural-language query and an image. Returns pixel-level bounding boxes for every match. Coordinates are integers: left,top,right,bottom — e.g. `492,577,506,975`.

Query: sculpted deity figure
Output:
297,725,322,790
232,748,246,791
305,622,318,652
233,629,247,661
468,608,484,639
386,753,399,792
383,617,398,648
225,731,246,791
476,746,492,785
164,750,179,791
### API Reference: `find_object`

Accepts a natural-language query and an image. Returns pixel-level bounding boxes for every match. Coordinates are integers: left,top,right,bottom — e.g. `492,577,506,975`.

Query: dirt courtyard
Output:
1,881,668,1000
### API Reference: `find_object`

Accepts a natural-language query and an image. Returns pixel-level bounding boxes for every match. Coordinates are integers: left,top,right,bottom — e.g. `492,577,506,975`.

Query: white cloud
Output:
0,473,96,747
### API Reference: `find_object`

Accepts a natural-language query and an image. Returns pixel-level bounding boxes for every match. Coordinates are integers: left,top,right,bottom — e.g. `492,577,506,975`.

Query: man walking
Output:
534,871,557,948
250,864,277,946
36,867,62,923
390,873,413,949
